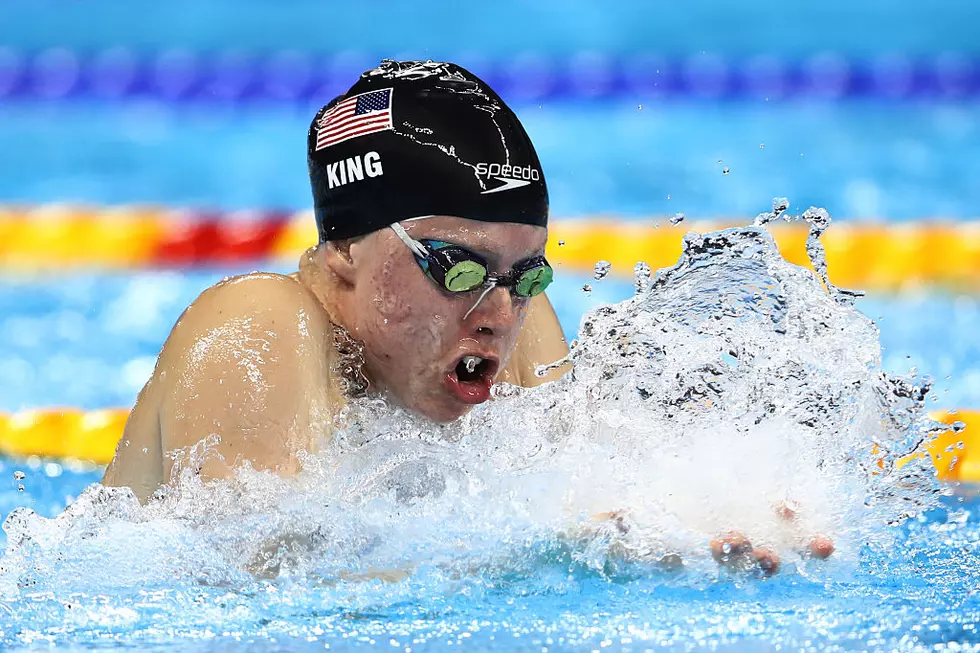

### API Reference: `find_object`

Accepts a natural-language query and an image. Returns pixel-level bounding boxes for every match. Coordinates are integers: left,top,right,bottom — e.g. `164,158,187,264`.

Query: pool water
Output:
1,486,979,652
3,8,980,646
1,270,978,411
3,226,980,652
2,100,979,219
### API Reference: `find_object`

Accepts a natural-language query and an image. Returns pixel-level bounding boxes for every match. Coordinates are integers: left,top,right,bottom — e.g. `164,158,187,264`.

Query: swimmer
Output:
102,59,832,571
103,59,569,500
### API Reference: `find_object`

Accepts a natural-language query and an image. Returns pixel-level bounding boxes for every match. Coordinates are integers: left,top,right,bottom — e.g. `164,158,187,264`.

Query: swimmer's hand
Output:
590,502,834,578
709,532,780,576
710,502,835,577
773,500,836,560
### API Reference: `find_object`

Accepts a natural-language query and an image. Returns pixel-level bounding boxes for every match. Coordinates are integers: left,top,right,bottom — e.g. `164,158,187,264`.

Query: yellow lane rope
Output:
0,408,978,483
1,206,980,290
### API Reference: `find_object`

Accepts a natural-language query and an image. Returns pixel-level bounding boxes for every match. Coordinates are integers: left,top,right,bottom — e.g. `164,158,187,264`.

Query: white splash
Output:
0,202,949,605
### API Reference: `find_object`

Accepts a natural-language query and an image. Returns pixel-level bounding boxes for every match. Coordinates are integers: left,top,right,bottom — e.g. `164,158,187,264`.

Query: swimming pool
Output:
1,480,978,652
3,100,979,220
3,1,980,645
2,258,980,651
1,270,978,411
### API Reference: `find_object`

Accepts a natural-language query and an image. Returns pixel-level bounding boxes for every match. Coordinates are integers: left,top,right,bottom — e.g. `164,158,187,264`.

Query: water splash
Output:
0,200,959,648
593,261,611,280
754,198,865,305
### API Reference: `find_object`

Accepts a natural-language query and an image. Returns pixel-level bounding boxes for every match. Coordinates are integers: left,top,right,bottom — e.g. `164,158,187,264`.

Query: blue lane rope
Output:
1,48,977,103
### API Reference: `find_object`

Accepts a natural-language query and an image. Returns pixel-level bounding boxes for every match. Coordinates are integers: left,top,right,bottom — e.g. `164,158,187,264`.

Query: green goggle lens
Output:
416,239,553,298
515,264,553,297
444,260,487,292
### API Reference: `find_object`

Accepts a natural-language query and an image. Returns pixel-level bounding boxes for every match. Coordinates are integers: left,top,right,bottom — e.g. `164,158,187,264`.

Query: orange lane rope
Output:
1,206,980,290
0,408,978,483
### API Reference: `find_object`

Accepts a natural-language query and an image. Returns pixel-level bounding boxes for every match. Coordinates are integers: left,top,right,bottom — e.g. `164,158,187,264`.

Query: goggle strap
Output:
390,222,430,258
463,280,498,321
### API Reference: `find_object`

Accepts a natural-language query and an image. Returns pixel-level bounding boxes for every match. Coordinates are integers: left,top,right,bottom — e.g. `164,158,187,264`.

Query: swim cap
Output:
307,60,549,242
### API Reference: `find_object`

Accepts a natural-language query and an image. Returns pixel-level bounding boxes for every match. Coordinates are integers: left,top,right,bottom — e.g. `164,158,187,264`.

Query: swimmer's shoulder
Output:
158,270,339,401
104,272,338,499
501,292,571,387
154,272,340,479
173,272,331,339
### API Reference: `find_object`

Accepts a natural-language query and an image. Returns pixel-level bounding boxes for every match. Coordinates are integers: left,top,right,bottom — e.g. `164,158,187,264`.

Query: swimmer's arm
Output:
101,374,165,502
155,275,335,485
499,292,570,387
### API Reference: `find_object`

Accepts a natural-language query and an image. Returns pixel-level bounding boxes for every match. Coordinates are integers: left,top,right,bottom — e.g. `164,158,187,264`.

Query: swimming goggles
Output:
390,222,553,319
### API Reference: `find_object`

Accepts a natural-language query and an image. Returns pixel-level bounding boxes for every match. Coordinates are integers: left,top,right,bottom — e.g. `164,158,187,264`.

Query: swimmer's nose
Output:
466,285,520,335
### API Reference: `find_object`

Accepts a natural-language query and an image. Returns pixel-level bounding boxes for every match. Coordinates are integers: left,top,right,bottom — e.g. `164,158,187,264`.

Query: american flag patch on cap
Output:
315,88,393,151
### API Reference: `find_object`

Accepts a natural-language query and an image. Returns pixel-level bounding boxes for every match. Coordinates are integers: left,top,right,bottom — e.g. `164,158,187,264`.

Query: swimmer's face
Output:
335,216,547,421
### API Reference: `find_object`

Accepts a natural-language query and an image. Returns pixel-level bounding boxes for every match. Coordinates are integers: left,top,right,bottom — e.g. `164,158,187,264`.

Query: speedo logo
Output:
475,162,540,195
326,151,383,189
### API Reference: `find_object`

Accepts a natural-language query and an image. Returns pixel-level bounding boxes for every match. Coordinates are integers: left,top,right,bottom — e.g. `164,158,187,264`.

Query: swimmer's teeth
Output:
463,356,483,374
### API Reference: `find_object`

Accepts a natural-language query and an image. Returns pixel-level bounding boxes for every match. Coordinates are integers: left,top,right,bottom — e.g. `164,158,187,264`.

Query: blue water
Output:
2,2,979,648
2,101,978,220
4,0,980,57
0,269,977,412
2,457,979,652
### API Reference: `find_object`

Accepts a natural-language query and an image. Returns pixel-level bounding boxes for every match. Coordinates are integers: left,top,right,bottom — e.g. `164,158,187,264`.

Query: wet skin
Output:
102,215,834,573
306,217,561,422
102,216,570,502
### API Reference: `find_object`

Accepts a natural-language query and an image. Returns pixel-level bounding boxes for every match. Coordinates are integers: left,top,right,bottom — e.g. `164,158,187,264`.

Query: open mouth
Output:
456,355,493,383
444,354,499,405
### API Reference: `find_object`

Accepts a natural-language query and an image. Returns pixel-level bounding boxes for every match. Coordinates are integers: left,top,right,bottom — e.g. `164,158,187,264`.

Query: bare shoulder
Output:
500,292,570,387
103,272,340,499
167,272,330,345
157,273,339,478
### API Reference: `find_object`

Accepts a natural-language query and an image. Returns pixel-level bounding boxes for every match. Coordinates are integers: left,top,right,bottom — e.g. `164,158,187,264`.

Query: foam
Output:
1,201,950,598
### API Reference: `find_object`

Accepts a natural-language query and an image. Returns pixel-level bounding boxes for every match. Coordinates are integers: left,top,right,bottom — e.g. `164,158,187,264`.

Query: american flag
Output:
315,88,393,151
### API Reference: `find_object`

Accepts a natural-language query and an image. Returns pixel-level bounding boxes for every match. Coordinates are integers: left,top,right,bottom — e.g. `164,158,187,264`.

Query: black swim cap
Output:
307,60,549,242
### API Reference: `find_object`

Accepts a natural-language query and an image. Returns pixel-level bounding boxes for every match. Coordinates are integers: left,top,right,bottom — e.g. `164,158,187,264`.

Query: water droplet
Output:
593,261,611,280
722,543,732,554
13,471,25,481
951,421,966,433
666,194,671,200
17,485,24,492
669,213,685,226
142,447,149,454
558,240,565,246
759,143,765,149
633,262,652,293
582,284,593,292
722,167,730,175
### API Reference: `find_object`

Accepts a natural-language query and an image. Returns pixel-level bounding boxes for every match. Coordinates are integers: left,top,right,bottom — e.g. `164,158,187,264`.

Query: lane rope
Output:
0,407,978,483
2,206,980,290
2,48,977,102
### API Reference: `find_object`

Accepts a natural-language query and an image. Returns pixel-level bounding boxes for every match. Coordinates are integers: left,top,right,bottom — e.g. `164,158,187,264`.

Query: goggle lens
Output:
444,260,487,292
515,264,553,297
417,239,553,297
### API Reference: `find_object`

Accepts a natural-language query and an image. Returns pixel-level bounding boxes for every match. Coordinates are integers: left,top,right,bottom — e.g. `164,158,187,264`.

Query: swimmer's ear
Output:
323,239,358,284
